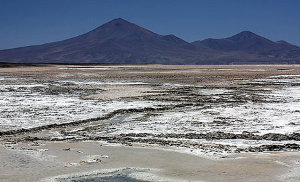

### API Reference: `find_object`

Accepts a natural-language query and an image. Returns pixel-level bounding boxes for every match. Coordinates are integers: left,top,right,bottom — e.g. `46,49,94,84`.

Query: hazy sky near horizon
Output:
0,0,300,50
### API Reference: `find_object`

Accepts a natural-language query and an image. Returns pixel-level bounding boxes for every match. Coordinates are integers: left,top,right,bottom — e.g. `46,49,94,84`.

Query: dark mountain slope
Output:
192,31,299,52
0,19,300,64
192,31,300,63
0,18,212,64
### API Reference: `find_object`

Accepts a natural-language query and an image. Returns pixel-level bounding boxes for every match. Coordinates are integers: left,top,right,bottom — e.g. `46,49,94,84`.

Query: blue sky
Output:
0,0,300,50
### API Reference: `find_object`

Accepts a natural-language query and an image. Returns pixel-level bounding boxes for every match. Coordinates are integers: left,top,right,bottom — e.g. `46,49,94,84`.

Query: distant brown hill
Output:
1,18,300,64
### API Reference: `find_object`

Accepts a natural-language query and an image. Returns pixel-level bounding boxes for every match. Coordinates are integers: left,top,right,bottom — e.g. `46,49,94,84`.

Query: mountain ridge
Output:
1,18,300,64
192,31,300,52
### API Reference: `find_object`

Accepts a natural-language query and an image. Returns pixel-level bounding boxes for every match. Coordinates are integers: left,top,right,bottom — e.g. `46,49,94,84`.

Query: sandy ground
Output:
0,142,299,182
1,64,300,86
0,141,299,182
82,85,159,100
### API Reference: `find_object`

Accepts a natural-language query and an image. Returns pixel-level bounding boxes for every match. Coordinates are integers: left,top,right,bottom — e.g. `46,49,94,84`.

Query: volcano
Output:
0,18,211,64
1,18,300,64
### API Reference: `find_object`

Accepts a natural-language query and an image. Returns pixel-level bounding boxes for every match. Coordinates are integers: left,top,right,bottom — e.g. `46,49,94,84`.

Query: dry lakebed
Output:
1,64,300,182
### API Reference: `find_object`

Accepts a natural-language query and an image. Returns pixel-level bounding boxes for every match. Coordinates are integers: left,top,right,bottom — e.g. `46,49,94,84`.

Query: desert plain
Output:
1,64,300,182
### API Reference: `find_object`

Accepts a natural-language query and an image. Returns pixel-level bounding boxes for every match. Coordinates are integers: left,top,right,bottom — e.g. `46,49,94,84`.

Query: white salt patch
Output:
0,76,21,81
208,139,300,148
199,89,229,95
60,67,113,70
255,77,300,84
269,75,300,78
59,80,148,85
162,83,187,87
0,83,162,131
57,73,97,78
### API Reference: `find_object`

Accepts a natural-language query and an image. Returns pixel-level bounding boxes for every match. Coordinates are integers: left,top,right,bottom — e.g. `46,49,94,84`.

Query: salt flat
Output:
1,64,300,181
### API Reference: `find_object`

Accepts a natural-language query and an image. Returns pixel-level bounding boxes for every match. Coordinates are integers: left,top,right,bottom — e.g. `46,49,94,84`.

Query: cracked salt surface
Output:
104,89,300,156
2,74,300,156
110,79,300,148
112,89,300,136
0,82,161,131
